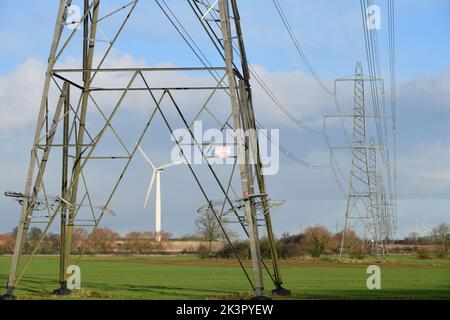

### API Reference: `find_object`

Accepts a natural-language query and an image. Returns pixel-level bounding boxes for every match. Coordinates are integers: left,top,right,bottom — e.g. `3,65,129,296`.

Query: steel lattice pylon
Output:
336,62,393,259
2,0,289,299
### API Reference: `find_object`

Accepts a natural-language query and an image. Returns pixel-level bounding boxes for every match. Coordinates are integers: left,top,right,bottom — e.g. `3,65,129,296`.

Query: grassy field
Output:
0,255,449,300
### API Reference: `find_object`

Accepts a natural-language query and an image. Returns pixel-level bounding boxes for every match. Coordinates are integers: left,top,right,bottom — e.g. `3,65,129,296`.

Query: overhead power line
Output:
336,0,358,61
272,0,335,96
157,0,330,170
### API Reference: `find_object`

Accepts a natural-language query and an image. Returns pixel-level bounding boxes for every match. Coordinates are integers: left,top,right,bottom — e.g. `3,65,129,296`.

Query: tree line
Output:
0,221,448,259
0,227,172,255
194,209,450,259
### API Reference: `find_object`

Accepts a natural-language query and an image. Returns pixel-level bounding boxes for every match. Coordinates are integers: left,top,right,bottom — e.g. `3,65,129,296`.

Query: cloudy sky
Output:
0,0,449,239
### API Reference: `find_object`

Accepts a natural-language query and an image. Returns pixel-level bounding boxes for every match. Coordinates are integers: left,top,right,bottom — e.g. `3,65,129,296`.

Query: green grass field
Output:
0,255,449,300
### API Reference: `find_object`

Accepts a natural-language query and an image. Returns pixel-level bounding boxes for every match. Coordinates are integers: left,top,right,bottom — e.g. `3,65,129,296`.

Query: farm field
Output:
0,255,449,300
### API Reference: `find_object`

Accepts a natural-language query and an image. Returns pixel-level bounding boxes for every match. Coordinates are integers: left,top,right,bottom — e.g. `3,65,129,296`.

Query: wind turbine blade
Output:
158,160,186,170
137,145,156,170
144,171,157,208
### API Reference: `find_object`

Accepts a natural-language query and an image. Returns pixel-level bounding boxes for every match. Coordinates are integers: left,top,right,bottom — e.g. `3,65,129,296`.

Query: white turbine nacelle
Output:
137,145,185,242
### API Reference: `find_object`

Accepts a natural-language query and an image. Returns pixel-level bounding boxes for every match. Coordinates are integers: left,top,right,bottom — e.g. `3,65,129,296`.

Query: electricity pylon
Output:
374,170,395,255
368,139,385,256
331,62,390,259
2,0,288,299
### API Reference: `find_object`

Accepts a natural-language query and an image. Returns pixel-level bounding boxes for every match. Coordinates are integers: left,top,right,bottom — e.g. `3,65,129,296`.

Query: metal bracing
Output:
3,0,287,299
336,62,394,260
188,0,288,296
218,0,263,296
59,82,71,292
5,1,72,296
63,1,100,291
368,141,387,257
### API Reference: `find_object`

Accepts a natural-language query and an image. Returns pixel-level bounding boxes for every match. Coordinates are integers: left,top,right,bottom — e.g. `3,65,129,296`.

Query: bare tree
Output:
124,231,144,253
87,227,120,253
407,231,420,244
0,232,15,254
72,228,88,253
28,227,43,241
432,223,450,258
195,211,235,252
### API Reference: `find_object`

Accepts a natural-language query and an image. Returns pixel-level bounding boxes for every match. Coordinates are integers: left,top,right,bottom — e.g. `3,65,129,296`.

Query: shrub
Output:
216,243,234,259
278,242,301,259
259,239,273,259
332,230,366,259
436,248,448,259
197,245,211,259
233,241,251,260
416,248,432,260
301,226,332,258
217,241,250,260
217,239,302,260
349,245,366,259
259,239,300,259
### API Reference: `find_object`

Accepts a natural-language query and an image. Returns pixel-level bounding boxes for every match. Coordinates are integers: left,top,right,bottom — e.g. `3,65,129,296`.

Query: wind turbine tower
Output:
138,146,185,241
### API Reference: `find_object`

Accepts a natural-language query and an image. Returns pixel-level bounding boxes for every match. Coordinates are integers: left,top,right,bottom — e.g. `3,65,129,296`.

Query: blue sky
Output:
0,0,449,238
1,1,449,77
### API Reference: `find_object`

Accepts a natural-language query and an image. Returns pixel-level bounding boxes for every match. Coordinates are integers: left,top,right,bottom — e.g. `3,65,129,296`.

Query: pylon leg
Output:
54,83,72,296
3,0,71,298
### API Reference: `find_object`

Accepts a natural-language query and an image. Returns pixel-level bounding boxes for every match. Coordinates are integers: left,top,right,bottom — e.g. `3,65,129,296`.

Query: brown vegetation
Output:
0,222,449,259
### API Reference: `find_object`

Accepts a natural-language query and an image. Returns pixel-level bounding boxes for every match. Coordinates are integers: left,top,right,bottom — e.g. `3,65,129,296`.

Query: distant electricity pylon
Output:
2,0,288,299
326,62,395,259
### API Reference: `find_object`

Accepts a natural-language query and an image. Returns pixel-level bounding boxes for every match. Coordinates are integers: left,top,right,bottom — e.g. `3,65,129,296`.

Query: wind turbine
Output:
413,219,432,238
138,145,185,241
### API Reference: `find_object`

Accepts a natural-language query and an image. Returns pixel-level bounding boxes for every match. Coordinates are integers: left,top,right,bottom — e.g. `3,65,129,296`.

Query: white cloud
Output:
399,68,450,110
0,52,346,135
399,142,450,198
250,64,341,127
0,58,45,132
